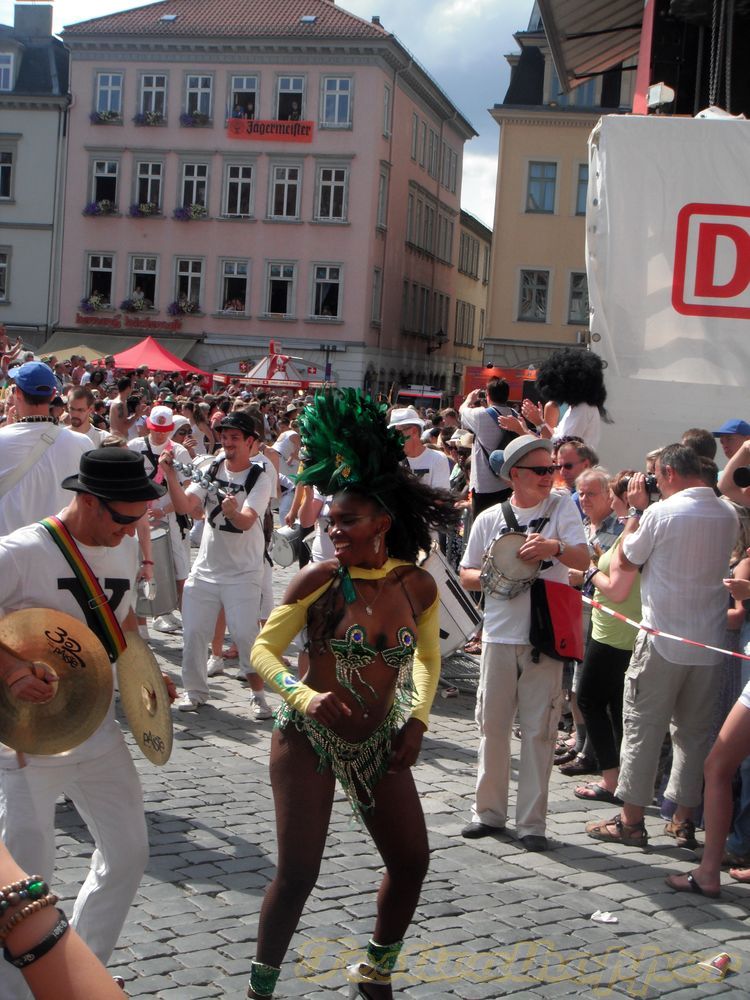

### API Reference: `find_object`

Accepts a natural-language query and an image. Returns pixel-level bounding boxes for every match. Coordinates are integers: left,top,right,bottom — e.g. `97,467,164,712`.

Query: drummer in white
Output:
459,435,588,852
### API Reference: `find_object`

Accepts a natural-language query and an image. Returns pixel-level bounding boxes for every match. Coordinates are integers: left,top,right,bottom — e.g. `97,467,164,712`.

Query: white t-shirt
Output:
0,521,138,768
406,447,451,490
0,423,91,536
187,459,271,583
80,425,107,447
127,435,192,516
252,451,279,501
311,488,334,563
622,486,738,665
552,403,601,450
461,489,587,644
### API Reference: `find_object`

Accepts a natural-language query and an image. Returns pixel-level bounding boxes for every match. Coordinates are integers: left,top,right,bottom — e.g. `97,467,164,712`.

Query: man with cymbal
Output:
0,447,175,1000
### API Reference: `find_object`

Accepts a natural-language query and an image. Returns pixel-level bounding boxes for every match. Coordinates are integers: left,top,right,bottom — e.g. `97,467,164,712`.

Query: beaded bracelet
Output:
0,893,58,944
0,877,49,919
3,908,69,969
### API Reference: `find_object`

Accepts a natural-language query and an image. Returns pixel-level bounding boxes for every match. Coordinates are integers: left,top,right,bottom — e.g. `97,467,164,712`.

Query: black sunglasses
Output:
516,464,557,476
98,498,143,525
557,461,583,470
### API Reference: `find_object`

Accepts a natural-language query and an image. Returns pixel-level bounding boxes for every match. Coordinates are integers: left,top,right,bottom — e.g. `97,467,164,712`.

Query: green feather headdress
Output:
296,389,405,501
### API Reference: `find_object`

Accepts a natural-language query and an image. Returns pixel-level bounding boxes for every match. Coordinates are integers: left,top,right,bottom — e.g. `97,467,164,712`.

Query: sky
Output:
1,0,534,227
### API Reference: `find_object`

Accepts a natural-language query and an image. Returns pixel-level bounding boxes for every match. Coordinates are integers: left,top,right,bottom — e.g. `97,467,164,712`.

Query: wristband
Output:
3,909,69,968
583,568,599,589
141,559,154,565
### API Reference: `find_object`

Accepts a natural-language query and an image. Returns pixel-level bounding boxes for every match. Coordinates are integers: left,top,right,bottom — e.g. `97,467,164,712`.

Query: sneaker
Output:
250,694,273,721
176,693,205,712
207,655,225,677
164,611,182,629
152,615,181,634
137,624,150,641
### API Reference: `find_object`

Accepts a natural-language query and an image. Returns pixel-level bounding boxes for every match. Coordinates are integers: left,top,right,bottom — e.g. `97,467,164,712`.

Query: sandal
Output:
586,813,648,847
664,819,698,849
574,782,623,804
729,866,750,883
554,748,578,766
664,871,720,898
463,638,482,655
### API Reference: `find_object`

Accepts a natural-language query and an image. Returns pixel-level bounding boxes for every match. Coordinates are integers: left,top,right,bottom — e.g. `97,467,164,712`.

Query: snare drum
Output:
422,547,483,657
270,523,303,568
136,527,178,618
479,532,540,600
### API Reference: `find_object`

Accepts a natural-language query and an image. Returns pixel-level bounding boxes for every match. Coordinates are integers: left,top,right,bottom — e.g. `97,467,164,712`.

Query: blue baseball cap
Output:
8,361,57,398
713,419,750,437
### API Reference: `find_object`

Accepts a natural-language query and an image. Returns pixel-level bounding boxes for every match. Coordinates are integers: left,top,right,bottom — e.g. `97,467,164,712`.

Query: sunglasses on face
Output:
516,464,557,476
98,498,143,525
557,461,583,470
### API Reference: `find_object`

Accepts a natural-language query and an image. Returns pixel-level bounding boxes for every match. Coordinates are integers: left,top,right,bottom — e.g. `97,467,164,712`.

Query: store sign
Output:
227,118,314,143
75,313,183,332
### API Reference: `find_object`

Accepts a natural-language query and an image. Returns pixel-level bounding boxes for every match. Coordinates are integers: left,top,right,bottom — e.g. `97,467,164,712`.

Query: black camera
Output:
625,473,660,501
733,467,750,488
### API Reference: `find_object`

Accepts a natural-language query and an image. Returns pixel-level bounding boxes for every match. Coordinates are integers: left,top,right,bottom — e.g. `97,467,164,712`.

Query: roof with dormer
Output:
62,0,387,40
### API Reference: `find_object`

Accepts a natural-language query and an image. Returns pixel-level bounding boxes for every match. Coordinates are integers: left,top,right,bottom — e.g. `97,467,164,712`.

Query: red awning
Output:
112,336,207,374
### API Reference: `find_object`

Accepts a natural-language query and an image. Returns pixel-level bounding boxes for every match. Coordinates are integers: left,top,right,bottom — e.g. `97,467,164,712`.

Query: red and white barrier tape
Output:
582,595,750,662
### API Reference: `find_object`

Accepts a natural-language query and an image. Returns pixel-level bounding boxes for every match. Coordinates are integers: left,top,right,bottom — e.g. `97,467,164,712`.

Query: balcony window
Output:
224,163,254,217
271,165,300,219
85,254,114,308
185,75,212,121
230,76,257,120
312,265,341,319
134,162,162,213
95,72,122,116
267,262,295,315
175,258,203,311
182,163,208,209
277,76,304,121
127,256,157,309
138,74,167,122
221,260,249,312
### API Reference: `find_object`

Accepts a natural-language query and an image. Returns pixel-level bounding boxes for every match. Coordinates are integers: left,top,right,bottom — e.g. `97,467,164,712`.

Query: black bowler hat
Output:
219,412,260,438
62,448,167,502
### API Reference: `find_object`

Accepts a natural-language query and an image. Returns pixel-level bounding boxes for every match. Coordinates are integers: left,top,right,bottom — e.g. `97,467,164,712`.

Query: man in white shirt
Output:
460,379,518,516
387,406,450,490
459,435,589,851
161,411,273,718
0,362,90,535
67,386,107,446
586,444,738,851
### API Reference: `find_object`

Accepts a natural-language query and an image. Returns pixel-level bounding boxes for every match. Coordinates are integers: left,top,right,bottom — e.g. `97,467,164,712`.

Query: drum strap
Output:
39,516,127,663
500,500,550,537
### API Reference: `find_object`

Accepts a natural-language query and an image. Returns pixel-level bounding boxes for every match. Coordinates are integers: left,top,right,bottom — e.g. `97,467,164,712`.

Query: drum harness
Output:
480,493,561,596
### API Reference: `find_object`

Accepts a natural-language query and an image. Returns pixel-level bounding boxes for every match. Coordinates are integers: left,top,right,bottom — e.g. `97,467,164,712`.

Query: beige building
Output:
451,209,491,391
485,5,633,369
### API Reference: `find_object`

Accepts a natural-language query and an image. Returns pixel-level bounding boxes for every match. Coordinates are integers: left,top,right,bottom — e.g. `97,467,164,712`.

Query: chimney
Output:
372,15,381,25
14,3,54,37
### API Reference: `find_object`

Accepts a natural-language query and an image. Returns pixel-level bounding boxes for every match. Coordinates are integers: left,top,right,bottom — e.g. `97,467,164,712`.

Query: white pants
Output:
168,514,191,581
181,574,262,700
0,740,148,1000
472,642,563,838
260,557,273,620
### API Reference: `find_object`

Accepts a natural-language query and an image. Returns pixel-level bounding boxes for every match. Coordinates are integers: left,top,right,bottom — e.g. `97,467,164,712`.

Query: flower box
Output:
129,202,160,218
80,292,109,313
168,299,200,316
90,110,122,125
173,204,208,221
180,111,210,127
133,111,165,126
83,200,116,216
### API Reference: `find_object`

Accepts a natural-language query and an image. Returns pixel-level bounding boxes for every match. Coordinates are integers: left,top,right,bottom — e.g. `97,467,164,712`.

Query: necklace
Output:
353,576,388,616
17,415,58,425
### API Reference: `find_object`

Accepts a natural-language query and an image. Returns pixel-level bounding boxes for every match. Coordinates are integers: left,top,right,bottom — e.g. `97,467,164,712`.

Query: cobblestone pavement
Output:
50,563,750,998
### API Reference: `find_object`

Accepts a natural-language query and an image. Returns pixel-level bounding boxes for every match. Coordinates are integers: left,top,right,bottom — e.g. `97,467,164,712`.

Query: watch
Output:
556,539,567,557
627,507,644,519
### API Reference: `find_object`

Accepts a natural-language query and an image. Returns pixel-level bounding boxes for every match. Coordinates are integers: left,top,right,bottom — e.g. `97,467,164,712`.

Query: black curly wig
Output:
536,348,608,411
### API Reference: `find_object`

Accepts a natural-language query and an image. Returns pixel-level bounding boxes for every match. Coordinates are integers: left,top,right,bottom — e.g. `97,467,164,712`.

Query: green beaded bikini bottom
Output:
275,701,405,821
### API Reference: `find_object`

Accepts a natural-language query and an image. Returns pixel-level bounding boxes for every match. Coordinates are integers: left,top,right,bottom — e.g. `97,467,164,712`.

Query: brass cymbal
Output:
117,632,173,765
0,609,113,755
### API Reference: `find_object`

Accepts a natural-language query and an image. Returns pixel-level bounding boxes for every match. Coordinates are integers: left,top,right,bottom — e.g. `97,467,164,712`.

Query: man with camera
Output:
586,444,737,849
459,379,519,517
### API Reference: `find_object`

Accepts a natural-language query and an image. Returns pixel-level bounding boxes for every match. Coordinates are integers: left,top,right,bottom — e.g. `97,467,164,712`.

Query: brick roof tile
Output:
63,0,387,40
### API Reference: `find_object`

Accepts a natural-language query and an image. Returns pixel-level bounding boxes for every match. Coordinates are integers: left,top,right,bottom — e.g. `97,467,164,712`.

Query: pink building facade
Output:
58,0,475,393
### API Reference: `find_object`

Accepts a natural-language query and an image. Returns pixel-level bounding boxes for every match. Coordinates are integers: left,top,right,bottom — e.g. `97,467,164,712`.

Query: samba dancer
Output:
246,389,459,1000
0,448,176,1000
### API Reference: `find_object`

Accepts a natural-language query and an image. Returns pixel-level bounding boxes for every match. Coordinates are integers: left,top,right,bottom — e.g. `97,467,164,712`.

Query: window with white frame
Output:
176,258,203,308
316,165,348,222
135,161,162,211
371,268,382,323
267,262,295,315
526,161,556,213
312,265,341,318
96,72,122,115
182,163,208,208
185,75,212,117
0,249,8,300
224,163,254,217
221,260,249,312
568,272,589,324
518,269,549,322
230,75,257,119
0,54,12,92
139,74,167,117
129,256,157,306
383,83,392,136
376,167,389,228
0,151,12,199
576,163,588,216
87,254,114,304
270,165,300,219
277,76,304,120
91,159,118,205
321,77,351,127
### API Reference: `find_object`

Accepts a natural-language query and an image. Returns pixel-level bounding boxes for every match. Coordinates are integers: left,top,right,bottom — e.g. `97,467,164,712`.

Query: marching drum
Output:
422,547,483,658
136,527,178,618
270,523,304,568
479,532,540,600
